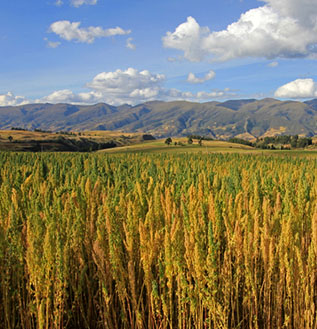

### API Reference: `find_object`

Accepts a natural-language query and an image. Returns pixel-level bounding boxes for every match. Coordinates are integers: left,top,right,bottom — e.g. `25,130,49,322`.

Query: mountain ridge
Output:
1,98,317,138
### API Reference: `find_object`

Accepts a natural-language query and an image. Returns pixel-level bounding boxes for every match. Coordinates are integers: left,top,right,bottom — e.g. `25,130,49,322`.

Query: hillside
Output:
1,98,317,138
0,130,155,152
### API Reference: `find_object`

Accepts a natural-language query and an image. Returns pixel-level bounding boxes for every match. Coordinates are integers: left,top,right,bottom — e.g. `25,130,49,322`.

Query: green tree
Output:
165,137,172,145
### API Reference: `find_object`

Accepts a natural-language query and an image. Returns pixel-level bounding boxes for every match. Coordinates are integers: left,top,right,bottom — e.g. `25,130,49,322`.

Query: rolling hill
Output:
1,98,317,138
0,130,155,152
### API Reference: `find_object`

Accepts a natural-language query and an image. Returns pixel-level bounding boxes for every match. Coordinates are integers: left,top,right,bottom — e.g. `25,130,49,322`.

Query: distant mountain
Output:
1,98,317,138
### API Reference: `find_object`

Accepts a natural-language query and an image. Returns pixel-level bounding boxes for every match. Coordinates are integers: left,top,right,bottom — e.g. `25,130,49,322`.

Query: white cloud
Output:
187,70,215,84
167,57,177,62
262,0,317,28
85,68,165,104
274,78,317,98
71,0,97,7
3,69,237,106
163,0,317,62
167,56,184,63
55,0,63,6
49,21,131,43
0,92,29,106
44,38,61,48
163,16,210,62
54,0,97,7
86,68,165,93
163,88,236,101
37,89,102,104
165,89,194,99
32,69,166,105
126,38,136,50
268,61,278,67
196,90,232,99
47,41,61,48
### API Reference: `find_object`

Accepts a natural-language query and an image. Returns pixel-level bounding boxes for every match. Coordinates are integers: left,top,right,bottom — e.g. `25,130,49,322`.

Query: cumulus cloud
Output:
4,69,236,106
268,61,279,67
263,0,317,28
0,92,29,106
37,89,102,104
86,68,165,92
31,68,167,105
187,70,215,84
126,38,136,50
274,78,317,98
163,17,210,62
70,0,97,7
163,0,317,62
49,20,131,43
85,68,165,104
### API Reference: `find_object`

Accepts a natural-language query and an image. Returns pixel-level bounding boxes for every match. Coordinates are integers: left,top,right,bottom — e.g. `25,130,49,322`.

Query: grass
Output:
98,137,317,157
2,131,317,157
98,138,255,154
0,130,154,152
0,130,145,142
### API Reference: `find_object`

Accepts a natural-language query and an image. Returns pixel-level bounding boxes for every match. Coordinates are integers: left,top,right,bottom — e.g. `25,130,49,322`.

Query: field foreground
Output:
0,152,317,328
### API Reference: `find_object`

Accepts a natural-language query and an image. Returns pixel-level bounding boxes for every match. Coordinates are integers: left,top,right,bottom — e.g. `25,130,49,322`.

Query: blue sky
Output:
1,0,317,106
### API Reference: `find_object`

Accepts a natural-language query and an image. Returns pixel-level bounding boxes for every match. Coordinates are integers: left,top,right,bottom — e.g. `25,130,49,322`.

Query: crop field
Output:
0,152,317,328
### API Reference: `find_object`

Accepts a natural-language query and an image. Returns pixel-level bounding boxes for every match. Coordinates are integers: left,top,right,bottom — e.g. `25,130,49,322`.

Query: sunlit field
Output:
99,138,317,158
1,151,317,328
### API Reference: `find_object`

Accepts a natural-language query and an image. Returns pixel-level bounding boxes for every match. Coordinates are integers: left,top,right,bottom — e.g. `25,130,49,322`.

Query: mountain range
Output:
1,98,317,139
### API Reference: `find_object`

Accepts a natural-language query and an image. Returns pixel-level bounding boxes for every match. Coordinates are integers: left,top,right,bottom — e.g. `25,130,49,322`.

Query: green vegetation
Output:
187,134,214,141
164,137,172,145
229,135,313,150
255,135,313,149
0,130,155,152
187,136,193,144
1,152,317,328
228,137,254,147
